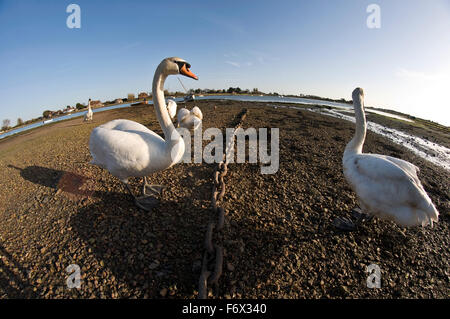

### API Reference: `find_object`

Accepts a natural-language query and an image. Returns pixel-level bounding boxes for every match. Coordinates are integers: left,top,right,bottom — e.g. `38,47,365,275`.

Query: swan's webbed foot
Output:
333,217,357,231
143,177,166,196
351,207,373,222
333,207,373,231
125,182,161,212
134,195,160,211
143,184,165,196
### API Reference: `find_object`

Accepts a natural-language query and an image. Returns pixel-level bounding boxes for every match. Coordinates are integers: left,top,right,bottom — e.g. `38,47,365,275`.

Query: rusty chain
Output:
198,109,248,299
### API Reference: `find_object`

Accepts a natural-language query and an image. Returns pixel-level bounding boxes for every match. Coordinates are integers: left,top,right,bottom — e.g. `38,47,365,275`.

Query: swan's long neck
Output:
152,65,176,139
344,96,366,156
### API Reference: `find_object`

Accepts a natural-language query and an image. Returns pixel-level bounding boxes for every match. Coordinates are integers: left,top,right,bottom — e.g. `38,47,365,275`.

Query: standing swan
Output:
89,57,198,210
336,88,439,229
84,99,93,122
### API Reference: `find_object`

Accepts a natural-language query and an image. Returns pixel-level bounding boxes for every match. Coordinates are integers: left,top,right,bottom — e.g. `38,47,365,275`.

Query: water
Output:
284,106,450,171
196,94,352,109
1,95,448,172
0,95,350,140
0,102,134,140
2,95,413,140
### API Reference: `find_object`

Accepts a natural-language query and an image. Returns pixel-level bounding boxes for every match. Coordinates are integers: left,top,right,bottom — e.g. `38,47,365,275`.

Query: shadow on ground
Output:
7,164,125,200
0,244,39,298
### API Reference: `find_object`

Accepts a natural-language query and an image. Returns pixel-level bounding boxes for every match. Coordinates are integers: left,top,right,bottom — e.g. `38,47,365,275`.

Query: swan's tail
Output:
415,201,439,228
426,202,439,228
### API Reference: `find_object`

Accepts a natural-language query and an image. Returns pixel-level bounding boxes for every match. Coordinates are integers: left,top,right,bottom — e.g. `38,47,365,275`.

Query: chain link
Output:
198,109,248,299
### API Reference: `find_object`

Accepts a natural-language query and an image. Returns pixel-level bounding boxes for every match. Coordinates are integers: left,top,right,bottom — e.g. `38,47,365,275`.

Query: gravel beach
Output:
0,100,448,298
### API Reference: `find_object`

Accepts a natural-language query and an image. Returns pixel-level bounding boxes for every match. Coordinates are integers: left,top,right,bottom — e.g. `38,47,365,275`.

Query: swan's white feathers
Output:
90,119,171,182
343,88,439,227
176,107,202,130
84,106,93,121
177,108,190,123
191,116,202,131
376,154,420,182
167,99,177,119
344,153,438,226
192,106,203,120
88,57,193,193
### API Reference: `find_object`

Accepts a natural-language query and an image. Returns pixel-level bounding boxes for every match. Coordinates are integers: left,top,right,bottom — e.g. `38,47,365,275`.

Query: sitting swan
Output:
166,99,177,119
337,88,439,229
89,57,198,210
84,99,93,122
177,106,203,130
166,99,202,130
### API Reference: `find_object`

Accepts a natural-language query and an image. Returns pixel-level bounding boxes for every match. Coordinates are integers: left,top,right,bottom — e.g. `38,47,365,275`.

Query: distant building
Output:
115,98,123,104
91,100,104,107
128,93,135,101
138,92,149,99
63,106,75,113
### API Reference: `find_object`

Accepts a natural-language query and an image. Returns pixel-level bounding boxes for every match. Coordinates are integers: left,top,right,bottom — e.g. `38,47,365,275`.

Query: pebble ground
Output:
0,100,448,298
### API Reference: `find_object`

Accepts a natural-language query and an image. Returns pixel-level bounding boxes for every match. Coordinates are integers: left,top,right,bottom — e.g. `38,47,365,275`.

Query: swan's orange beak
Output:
180,64,198,80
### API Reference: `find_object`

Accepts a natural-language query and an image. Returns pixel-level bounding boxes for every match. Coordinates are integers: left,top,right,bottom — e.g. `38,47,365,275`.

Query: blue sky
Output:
1,0,449,125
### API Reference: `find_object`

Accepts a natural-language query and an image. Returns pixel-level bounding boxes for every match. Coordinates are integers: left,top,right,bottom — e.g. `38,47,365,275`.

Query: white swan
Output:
89,57,198,210
166,98,202,130
167,98,203,130
339,88,439,228
177,106,203,130
84,99,93,121
166,99,177,119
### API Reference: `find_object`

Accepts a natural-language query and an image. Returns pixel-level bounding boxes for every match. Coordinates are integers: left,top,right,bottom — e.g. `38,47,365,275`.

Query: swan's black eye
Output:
175,61,190,70
175,61,184,69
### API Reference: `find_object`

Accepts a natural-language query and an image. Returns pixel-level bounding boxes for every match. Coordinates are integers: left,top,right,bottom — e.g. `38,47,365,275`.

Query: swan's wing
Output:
177,108,190,123
179,116,201,130
178,111,202,130
167,99,177,119
348,154,425,202
345,154,438,226
99,119,154,134
192,116,201,130
89,120,165,180
372,154,420,182
191,106,203,120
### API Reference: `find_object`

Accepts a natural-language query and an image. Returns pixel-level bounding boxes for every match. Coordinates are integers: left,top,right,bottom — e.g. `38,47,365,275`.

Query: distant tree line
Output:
185,87,262,95
180,88,351,102
298,93,351,104
1,118,25,131
2,119,11,131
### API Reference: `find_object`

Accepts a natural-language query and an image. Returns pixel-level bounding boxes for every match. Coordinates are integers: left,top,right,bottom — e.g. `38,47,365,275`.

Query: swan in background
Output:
177,106,202,130
335,88,439,230
167,98,203,130
84,99,93,122
89,57,198,211
166,99,177,119
177,106,203,130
